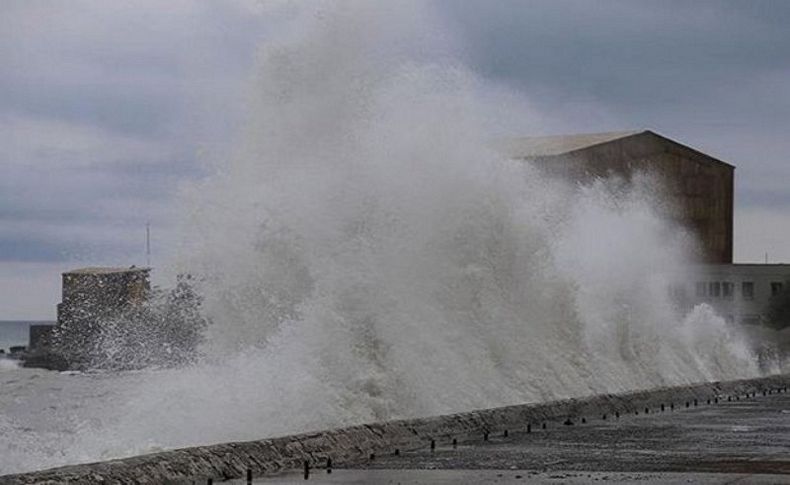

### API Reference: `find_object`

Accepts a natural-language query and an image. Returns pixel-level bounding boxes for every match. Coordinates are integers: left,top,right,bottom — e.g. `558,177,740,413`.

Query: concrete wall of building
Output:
529,132,734,264
25,267,152,370
3,374,789,484
27,325,54,351
58,267,149,332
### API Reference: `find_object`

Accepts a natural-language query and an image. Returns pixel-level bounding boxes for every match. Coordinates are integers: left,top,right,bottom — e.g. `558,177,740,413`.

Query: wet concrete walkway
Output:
253,390,790,483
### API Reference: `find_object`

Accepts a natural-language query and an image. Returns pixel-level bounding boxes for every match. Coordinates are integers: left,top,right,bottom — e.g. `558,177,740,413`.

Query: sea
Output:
0,321,51,353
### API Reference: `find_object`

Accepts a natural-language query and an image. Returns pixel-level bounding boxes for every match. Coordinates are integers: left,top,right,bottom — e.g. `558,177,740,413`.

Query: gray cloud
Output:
440,0,790,204
2,1,789,317
0,1,265,276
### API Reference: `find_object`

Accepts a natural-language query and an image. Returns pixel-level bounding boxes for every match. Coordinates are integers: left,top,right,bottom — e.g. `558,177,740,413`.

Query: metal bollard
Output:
615,411,620,419
602,414,607,420
483,431,489,441
504,429,509,437
394,448,400,456
644,408,649,414
327,457,332,474
581,417,586,424
207,479,213,485
452,438,458,448
247,469,253,484
527,424,532,433
661,404,665,412
694,399,698,407
430,439,436,451
542,422,547,430
369,453,376,461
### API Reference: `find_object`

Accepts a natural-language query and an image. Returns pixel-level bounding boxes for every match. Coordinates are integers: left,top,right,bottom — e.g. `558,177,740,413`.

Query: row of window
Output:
693,280,784,300
724,314,761,326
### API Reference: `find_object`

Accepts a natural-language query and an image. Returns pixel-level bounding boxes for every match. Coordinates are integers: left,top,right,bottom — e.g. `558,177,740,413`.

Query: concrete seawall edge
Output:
2,374,789,485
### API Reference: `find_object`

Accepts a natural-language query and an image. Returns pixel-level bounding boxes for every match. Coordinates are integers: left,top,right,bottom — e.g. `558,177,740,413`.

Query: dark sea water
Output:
0,321,52,351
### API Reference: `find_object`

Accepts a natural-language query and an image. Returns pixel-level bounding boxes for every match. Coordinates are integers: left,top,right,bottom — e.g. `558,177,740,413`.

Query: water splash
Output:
0,1,760,474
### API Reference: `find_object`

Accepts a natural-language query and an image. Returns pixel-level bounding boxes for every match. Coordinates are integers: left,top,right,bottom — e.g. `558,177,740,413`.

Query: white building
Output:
673,264,790,326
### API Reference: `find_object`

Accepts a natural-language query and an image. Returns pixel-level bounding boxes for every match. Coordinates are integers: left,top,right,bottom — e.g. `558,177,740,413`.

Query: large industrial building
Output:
502,130,788,328
500,130,734,264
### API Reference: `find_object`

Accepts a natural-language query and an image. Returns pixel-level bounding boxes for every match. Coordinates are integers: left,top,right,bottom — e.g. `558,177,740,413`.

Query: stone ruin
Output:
25,267,207,371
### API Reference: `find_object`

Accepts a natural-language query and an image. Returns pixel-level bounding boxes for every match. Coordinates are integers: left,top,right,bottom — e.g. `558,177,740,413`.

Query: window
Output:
669,284,687,302
742,282,755,300
771,282,784,297
709,281,721,298
740,314,760,325
722,282,734,300
696,282,707,298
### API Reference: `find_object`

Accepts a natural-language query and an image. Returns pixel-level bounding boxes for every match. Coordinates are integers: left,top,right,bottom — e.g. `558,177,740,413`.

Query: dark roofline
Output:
63,267,151,276
504,129,736,170
706,263,790,267
547,130,643,158
639,130,735,170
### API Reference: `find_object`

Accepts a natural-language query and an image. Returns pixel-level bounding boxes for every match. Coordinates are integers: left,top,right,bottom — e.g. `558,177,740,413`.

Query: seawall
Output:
3,374,789,484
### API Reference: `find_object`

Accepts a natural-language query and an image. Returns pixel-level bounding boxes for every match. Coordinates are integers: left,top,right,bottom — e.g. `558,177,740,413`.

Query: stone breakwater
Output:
3,374,789,485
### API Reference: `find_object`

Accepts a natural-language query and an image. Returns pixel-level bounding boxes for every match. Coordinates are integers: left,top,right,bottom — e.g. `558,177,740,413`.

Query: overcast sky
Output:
2,0,790,319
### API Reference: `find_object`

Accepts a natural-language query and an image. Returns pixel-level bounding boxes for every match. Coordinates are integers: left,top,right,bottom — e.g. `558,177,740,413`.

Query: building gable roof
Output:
497,130,641,158
496,130,734,169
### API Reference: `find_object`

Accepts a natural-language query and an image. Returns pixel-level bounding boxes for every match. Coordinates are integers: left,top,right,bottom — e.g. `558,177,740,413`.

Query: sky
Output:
2,0,790,319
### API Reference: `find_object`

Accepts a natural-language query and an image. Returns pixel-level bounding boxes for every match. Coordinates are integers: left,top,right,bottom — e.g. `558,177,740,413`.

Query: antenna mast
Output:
146,222,151,267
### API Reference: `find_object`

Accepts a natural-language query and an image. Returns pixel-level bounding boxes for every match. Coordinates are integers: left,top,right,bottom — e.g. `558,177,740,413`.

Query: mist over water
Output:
0,1,760,474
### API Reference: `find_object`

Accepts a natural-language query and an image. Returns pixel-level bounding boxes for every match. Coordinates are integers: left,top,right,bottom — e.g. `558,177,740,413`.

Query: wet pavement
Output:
251,390,790,483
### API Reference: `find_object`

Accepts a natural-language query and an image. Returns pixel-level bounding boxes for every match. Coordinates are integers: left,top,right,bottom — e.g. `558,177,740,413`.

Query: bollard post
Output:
504,429,509,437
369,453,376,461
685,401,689,408
661,404,665,412
602,414,607,420
304,460,310,480
542,422,547,430
207,479,213,485
694,399,698,407
452,438,458,448
670,403,674,411
615,411,620,419
327,457,332,474
394,448,400,456
247,469,253,484
483,431,489,441
527,424,532,433
431,439,436,451
581,417,586,424
644,408,649,414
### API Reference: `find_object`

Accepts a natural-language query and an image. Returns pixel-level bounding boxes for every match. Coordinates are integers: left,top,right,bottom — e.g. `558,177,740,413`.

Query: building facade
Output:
502,129,788,329
25,266,151,370
674,264,790,326
500,130,734,264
